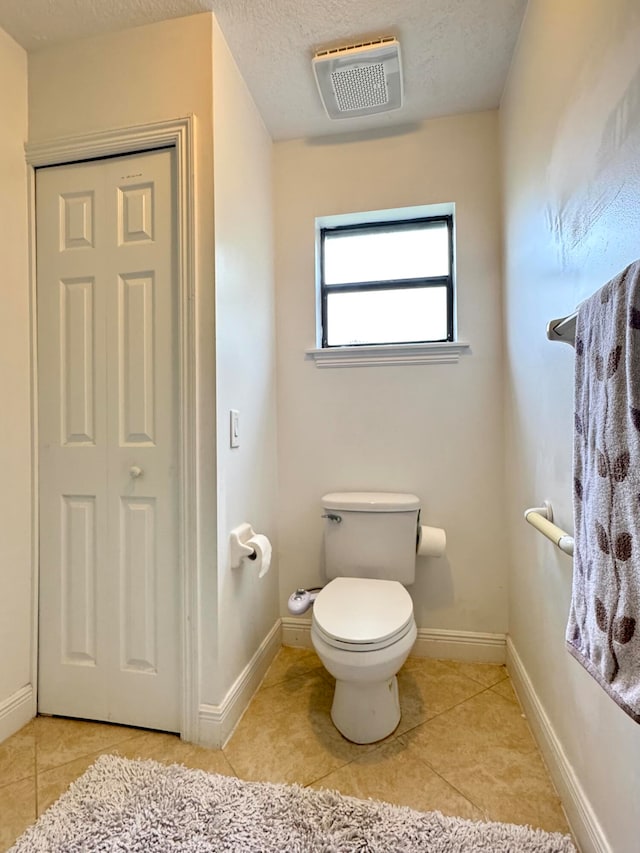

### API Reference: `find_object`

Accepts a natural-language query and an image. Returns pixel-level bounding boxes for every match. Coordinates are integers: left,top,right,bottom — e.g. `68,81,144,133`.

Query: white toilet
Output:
311,492,419,744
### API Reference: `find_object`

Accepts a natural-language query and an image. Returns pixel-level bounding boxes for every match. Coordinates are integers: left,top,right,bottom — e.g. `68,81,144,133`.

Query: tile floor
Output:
0,647,571,850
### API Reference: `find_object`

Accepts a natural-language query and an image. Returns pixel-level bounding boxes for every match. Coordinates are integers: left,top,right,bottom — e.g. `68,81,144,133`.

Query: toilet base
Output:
331,674,401,744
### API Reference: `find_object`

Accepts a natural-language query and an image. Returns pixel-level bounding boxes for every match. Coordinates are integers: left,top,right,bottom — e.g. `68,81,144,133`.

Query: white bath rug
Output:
10,754,575,852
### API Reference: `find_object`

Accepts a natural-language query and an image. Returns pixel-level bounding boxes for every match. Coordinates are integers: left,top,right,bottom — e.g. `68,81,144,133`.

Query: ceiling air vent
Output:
312,37,403,120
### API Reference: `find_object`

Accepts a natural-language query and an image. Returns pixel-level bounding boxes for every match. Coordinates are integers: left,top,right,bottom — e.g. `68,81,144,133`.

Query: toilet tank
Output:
322,492,420,584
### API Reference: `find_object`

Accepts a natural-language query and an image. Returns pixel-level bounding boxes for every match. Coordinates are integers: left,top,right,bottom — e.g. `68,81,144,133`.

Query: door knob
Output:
129,466,143,478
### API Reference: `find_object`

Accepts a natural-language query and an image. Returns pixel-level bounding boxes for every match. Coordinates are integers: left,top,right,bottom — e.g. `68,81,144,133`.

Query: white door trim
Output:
25,116,199,741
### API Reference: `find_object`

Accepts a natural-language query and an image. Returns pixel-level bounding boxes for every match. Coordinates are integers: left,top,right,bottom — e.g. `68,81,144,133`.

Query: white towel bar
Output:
524,502,574,556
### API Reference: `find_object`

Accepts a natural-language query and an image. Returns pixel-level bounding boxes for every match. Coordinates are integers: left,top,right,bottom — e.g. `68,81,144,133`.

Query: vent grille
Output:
331,63,389,112
316,36,396,59
312,37,402,120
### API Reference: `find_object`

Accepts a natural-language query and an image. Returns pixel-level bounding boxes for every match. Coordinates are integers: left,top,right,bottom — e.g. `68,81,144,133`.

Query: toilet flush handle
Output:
321,513,342,523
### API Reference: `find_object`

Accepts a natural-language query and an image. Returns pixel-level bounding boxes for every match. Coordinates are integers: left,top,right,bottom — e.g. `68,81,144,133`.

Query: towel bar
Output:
524,502,574,556
546,312,577,346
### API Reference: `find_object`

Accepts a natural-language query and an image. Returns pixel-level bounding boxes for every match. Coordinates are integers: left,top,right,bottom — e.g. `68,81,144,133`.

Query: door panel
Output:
60,495,97,665
37,149,179,732
118,271,156,445
60,276,96,445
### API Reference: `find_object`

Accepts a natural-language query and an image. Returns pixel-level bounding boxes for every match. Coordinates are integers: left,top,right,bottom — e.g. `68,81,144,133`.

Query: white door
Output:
37,149,180,732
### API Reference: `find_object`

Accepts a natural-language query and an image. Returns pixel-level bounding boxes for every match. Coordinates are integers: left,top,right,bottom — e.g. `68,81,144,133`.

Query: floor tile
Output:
0,722,36,787
0,776,36,852
403,656,508,687
465,749,570,834
310,737,483,821
223,670,374,785
400,689,536,761
442,660,508,688
261,646,324,689
396,657,488,734
34,716,142,773
398,690,568,833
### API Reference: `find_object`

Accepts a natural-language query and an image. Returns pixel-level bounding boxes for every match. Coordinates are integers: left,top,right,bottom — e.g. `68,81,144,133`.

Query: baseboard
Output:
411,627,506,663
281,617,506,664
0,684,35,743
507,638,610,853
281,616,314,649
198,619,281,749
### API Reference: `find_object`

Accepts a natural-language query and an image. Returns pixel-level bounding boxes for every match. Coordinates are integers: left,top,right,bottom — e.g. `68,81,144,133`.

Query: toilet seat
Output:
312,577,414,652
312,617,415,652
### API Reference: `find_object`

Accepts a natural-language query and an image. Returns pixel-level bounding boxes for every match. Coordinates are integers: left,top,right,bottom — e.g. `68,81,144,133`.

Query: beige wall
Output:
30,13,270,730
28,12,280,730
501,1,640,849
0,25,30,739
274,112,507,639
29,12,219,715
29,14,278,728
28,15,210,141
211,18,279,698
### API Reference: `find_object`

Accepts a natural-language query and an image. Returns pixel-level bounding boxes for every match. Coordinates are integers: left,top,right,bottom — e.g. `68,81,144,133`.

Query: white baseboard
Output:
281,617,506,664
507,638,610,853
197,619,281,749
411,627,506,663
0,684,35,743
281,616,314,649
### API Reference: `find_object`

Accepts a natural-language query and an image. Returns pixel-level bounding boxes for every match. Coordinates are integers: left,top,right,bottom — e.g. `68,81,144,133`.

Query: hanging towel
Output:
568,259,640,722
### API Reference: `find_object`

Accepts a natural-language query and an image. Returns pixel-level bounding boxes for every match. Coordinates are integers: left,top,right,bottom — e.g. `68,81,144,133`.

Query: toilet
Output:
311,492,419,744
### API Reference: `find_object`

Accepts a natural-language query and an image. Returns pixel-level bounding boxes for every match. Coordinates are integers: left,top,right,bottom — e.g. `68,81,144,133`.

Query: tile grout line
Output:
395,683,489,739
252,667,327,701
397,688,534,798
398,737,489,818
302,737,397,790
0,726,37,795
397,684,541,755
220,749,240,779
258,666,324,693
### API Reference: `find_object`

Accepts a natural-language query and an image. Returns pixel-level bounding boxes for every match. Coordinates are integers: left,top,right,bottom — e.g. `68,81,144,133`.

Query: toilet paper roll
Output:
248,534,272,578
418,525,446,558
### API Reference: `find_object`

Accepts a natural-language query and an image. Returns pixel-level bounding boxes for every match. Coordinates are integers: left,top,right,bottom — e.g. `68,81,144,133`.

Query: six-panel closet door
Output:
36,148,180,732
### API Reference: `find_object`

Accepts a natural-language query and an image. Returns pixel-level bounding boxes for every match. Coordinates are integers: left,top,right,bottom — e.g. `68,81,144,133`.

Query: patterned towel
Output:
568,260,640,722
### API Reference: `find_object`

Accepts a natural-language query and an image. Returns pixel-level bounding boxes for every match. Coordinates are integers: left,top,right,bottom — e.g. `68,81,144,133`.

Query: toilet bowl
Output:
296,491,424,744
311,576,417,744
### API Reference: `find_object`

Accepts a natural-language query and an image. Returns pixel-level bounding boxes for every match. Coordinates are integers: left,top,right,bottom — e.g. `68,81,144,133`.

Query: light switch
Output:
230,409,240,448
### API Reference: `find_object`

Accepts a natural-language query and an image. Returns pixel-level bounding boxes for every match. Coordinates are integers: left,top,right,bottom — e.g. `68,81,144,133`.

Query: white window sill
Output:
305,341,470,368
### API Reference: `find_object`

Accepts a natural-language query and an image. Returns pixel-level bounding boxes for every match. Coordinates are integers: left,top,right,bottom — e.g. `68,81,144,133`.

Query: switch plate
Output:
230,409,240,448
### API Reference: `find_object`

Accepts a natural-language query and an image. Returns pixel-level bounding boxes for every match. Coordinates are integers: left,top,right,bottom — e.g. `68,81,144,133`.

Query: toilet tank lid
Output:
322,492,420,512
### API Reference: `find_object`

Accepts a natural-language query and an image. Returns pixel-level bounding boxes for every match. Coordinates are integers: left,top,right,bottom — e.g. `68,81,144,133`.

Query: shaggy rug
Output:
10,755,576,852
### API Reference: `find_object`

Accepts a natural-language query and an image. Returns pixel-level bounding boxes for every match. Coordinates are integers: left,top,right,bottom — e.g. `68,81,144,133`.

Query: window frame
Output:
319,214,454,349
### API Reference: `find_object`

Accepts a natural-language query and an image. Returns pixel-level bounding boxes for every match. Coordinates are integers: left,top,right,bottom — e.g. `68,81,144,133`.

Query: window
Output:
320,215,454,348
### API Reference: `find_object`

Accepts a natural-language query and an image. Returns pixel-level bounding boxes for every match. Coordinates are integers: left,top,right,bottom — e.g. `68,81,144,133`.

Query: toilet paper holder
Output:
229,523,258,567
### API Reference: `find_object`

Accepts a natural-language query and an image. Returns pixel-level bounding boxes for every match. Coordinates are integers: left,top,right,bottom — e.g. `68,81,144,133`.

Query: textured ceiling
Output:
0,0,527,141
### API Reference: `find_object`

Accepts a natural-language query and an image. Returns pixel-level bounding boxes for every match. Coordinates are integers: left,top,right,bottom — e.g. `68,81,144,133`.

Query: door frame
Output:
26,116,199,741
